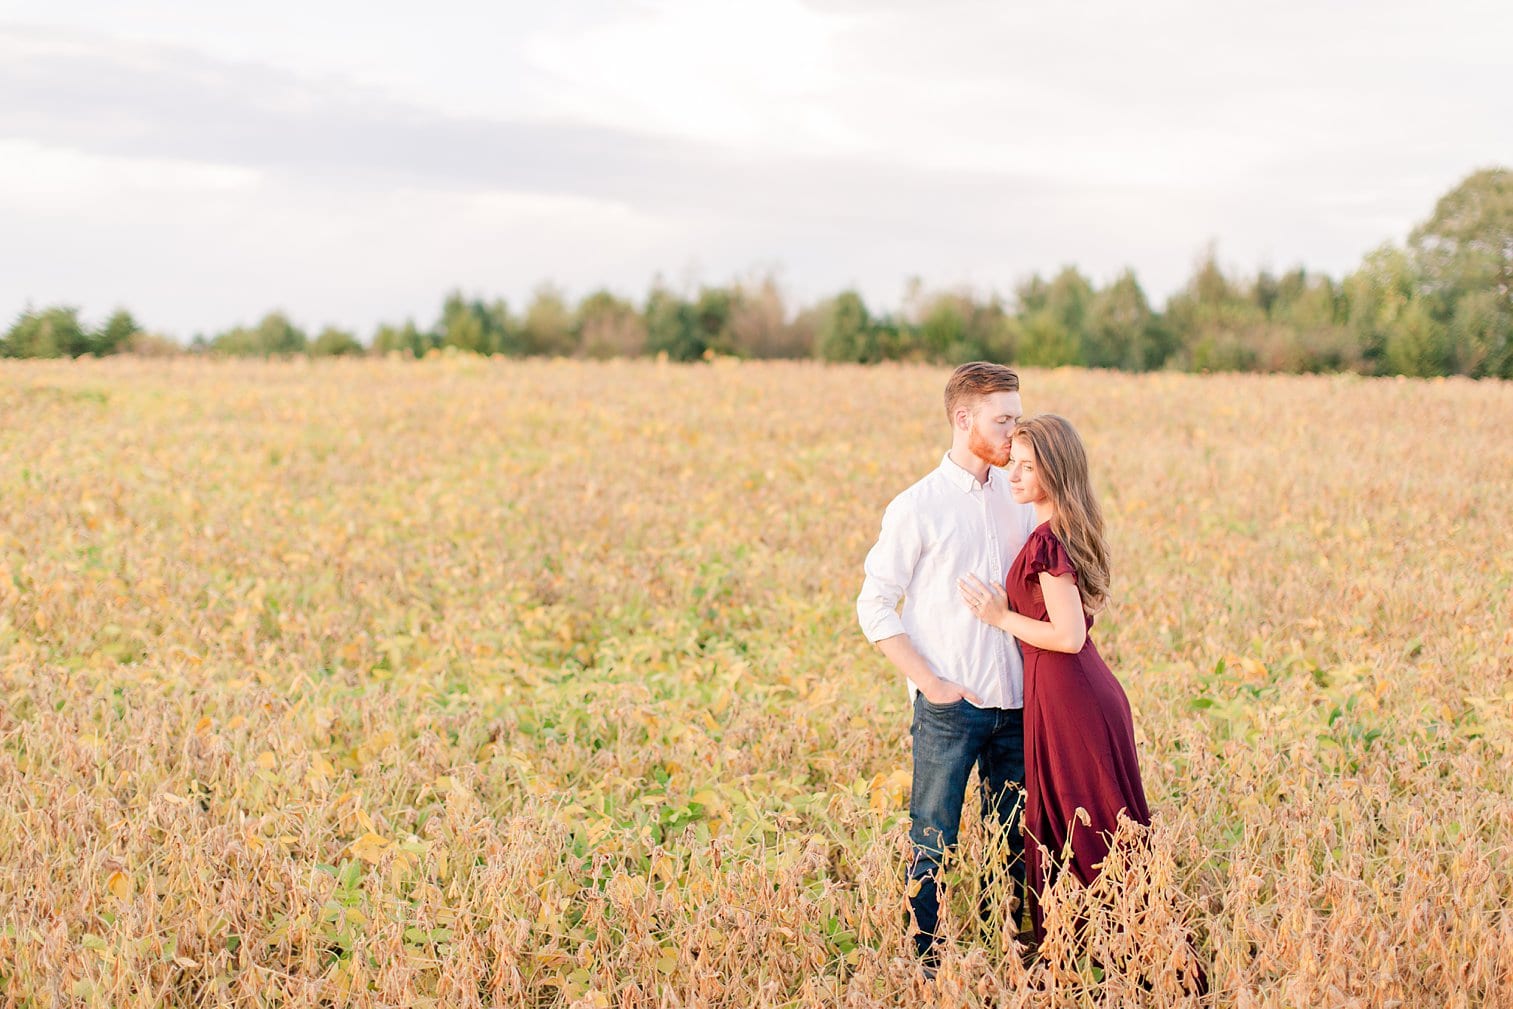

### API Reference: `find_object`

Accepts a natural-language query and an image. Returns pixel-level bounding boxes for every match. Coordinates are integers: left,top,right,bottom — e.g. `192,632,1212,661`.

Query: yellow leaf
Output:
106,870,131,900
356,730,398,763
348,832,390,863
255,751,276,770
388,849,418,888
305,756,334,787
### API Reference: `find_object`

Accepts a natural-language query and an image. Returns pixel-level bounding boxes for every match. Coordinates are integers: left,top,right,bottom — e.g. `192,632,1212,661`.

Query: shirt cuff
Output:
858,607,906,644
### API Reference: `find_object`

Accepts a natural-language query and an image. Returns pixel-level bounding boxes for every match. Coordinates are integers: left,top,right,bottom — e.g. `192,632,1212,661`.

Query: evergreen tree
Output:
521,285,576,356
210,312,307,356
311,326,364,356
645,286,703,361
1084,270,1166,370
436,292,516,355
2,307,88,358
94,309,141,356
814,290,878,362
1165,250,1264,371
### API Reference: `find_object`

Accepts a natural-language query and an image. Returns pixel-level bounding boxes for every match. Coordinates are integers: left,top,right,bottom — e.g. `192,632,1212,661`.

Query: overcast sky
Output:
2,1,1510,339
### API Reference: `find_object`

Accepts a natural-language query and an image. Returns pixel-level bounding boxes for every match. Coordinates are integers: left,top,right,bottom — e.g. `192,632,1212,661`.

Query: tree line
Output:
5,168,1508,379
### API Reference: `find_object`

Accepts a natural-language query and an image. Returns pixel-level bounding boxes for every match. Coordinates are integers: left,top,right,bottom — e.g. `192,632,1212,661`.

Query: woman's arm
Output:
958,572,1087,654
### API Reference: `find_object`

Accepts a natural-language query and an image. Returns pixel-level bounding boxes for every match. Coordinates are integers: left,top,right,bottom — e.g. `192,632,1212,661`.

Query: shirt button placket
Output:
987,493,1008,706
980,492,1001,706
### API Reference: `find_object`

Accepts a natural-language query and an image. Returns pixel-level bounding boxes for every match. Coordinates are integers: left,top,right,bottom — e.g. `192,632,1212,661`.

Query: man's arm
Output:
876,634,982,705
857,498,982,705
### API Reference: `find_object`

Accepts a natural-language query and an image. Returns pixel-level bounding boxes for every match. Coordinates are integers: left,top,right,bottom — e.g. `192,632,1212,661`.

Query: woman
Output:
956,413,1148,941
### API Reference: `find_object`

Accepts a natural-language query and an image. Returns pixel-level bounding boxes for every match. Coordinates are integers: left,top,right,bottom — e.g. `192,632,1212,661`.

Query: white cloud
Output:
0,139,259,208
0,146,693,338
523,0,850,151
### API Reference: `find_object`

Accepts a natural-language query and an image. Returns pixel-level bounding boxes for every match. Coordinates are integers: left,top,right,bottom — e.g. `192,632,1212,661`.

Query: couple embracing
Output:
857,362,1150,968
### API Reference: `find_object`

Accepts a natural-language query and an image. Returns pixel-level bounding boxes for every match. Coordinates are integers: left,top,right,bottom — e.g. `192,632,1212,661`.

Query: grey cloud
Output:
0,22,1075,243
0,24,702,198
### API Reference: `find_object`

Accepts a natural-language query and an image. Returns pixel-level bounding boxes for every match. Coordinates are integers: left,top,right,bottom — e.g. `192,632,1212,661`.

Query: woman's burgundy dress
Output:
1008,522,1149,939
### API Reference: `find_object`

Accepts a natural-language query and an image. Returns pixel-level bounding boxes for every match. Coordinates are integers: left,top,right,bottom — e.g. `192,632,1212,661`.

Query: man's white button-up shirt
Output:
857,453,1040,710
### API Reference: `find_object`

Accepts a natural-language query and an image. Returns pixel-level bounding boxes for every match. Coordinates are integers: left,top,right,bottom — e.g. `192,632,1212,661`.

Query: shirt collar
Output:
938,452,993,493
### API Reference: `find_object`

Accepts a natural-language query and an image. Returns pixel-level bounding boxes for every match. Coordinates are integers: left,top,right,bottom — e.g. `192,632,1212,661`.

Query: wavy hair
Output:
943,361,1019,422
1012,414,1111,611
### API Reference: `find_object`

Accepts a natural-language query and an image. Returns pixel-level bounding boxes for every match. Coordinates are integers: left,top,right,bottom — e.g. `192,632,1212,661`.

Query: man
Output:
856,361,1038,967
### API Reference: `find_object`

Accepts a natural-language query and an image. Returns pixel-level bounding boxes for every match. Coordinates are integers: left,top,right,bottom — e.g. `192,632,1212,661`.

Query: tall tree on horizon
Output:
1408,167,1512,376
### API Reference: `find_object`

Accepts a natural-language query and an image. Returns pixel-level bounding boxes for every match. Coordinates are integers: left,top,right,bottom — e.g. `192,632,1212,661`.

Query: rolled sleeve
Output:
857,497,920,643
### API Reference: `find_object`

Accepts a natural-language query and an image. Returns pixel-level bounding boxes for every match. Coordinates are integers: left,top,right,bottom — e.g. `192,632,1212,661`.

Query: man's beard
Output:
968,423,1012,468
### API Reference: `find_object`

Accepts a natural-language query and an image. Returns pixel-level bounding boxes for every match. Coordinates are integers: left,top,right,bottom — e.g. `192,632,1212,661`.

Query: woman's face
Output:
1007,435,1048,507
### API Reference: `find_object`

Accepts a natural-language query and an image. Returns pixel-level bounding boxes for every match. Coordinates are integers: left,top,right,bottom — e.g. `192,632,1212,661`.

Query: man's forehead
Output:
979,390,1023,414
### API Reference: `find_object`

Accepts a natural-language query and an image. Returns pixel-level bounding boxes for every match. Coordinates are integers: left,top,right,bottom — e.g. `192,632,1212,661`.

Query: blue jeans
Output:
907,693,1025,958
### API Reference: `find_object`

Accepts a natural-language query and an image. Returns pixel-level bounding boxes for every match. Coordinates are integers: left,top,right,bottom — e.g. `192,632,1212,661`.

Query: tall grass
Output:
1,357,1509,1007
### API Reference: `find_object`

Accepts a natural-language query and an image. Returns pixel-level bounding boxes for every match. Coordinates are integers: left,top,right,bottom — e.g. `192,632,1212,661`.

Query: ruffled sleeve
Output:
1023,525,1077,581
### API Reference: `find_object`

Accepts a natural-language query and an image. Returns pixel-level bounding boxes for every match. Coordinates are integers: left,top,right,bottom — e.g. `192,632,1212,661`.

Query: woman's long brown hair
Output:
1012,414,1111,611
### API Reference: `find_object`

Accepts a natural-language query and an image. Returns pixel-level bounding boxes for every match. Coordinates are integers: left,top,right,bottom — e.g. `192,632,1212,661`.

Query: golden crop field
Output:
1,356,1510,1008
